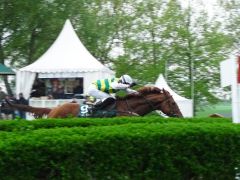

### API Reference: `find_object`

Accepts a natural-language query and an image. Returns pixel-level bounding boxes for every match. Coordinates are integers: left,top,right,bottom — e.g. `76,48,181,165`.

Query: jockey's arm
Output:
125,88,138,94
111,81,130,90
111,82,138,94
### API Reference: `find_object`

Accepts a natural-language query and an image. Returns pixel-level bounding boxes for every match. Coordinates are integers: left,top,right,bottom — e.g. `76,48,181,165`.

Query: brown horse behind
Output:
6,86,183,119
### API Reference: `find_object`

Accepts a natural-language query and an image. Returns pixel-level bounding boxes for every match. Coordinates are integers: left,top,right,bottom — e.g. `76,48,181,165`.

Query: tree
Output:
0,0,26,95
108,0,233,114
162,1,233,113
218,0,240,52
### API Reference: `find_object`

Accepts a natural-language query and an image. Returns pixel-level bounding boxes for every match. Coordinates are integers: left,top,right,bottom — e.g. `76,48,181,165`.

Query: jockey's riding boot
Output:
101,97,115,109
91,100,103,112
94,97,115,110
94,101,102,109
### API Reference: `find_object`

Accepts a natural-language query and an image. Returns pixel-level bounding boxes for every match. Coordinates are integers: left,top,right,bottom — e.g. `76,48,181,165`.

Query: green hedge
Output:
0,118,239,179
0,116,231,132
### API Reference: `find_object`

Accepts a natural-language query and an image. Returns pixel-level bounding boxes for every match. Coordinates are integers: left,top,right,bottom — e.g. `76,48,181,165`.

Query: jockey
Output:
87,74,138,108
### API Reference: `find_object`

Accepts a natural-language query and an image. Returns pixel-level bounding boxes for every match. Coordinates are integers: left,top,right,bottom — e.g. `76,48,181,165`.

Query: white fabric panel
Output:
220,58,236,87
155,74,193,117
16,71,36,99
38,70,111,78
176,100,193,118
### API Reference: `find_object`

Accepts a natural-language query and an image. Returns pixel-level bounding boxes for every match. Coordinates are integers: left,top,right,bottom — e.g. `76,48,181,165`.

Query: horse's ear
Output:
162,88,169,95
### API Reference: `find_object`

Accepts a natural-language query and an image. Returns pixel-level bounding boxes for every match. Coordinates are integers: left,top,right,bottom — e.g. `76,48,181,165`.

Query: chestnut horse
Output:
6,86,183,119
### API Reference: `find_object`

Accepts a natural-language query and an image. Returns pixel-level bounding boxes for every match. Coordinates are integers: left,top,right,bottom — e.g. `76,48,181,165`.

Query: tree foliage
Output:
0,0,236,114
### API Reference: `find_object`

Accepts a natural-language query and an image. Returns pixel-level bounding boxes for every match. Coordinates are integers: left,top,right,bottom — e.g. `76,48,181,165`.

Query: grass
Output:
196,101,232,117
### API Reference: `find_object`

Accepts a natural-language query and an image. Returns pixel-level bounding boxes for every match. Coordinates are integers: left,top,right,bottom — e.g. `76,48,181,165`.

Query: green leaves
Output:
0,117,238,179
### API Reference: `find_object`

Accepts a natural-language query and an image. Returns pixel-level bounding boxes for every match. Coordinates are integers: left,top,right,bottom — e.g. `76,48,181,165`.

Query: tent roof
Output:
155,74,190,101
0,64,15,75
20,19,113,74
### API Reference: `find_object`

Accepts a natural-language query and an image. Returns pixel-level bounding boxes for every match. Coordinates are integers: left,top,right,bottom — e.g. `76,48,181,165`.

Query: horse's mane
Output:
137,86,163,95
116,86,163,100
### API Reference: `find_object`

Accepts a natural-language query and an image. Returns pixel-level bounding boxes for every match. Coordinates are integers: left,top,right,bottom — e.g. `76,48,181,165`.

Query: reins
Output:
124,93,174,116
124,98,135,113
125,94,172,112
112,100,139,116
138,94,156,111
140,93,173,111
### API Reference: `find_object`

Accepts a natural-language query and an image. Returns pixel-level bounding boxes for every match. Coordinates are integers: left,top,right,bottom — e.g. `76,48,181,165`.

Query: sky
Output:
180,0,219,18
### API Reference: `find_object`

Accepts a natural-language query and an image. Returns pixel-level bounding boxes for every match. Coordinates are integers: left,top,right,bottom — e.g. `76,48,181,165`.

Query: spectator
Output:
10,95,18,119
1,95,15,120
73,80,83,94
0,87,7,119
30,79,46,98
51,79,64,99
16,93,28,119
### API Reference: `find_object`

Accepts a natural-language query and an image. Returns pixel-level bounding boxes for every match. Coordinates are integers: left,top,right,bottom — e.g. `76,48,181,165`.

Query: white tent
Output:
16,19,114,98
155,74,193,117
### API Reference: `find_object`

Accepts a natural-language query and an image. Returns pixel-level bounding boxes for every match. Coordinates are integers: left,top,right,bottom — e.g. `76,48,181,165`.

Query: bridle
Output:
125,93,179,117
143,94,180,117
155,95,179,117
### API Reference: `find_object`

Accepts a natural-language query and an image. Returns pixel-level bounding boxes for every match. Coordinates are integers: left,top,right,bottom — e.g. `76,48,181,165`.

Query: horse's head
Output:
159,88,183,117
137,86,183,118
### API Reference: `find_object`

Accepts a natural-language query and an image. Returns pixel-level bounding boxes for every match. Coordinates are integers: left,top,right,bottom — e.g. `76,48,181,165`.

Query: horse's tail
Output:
5,99,52,118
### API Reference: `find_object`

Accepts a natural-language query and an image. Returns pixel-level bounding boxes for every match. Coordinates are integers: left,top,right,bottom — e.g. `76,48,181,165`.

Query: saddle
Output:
79,97,116,118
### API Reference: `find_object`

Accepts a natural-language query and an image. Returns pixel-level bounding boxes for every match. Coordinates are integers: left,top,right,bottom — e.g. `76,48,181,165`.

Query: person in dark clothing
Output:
30,79,46,98
73,79,83,94
16,93,29,119
73,84,83,94
1,95,15,120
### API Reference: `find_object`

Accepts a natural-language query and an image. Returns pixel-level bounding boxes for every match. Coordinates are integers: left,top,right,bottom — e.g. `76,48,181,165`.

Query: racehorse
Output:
5,86,183,119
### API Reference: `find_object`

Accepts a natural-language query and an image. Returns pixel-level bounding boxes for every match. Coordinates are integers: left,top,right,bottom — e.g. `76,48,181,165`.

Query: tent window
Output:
30,78,84,99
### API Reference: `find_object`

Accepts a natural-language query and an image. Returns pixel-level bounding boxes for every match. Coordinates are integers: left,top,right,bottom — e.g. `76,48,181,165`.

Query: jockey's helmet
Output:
120,75,133,85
